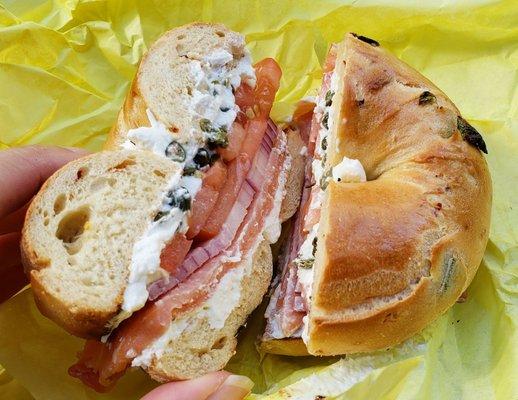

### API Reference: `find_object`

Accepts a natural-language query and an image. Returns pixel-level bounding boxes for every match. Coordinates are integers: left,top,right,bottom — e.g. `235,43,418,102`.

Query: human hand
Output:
141,371,254,400
0,145,89,303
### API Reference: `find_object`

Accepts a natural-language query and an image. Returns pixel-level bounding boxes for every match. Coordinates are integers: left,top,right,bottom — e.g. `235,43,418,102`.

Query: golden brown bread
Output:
261,33,491,355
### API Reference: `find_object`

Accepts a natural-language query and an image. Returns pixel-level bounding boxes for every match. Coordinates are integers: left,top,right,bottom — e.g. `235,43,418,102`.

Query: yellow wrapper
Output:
0,1,517,399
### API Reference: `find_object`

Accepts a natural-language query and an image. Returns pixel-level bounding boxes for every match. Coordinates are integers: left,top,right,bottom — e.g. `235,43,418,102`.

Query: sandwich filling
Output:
113,49,258,324
264,45,366,343
69,50,289,391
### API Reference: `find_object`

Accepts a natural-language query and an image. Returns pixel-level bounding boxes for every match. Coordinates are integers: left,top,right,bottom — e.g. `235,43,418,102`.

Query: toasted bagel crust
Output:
261,33,491,356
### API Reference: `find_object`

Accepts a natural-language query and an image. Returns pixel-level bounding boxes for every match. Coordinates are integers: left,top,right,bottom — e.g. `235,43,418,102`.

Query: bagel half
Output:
261,33,491,356
21,22,304,388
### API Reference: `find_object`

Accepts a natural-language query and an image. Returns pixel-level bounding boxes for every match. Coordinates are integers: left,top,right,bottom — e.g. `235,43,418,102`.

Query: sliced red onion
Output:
149,181,255,300
293,296,306,312
148,121,281,301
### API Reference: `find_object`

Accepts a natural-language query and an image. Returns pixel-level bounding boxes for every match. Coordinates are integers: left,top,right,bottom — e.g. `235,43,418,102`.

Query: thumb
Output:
141,372,253,400
0,145,89,218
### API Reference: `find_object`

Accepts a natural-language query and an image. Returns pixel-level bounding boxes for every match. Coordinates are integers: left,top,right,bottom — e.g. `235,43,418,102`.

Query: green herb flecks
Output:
457,116,488,154
165,140,186,162
207,126,229,148
295,258,314,269
320,168,332,190
440,255,457,293
312,237,318,256
418,91,436,106
200,119,229,148
200,119,213,132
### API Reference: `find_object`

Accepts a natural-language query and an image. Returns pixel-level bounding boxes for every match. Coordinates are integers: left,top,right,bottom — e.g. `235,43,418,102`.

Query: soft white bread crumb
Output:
21,150,180,339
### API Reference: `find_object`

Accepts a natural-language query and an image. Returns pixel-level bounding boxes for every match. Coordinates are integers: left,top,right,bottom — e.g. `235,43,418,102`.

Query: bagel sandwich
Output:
21,23,305,390
260,33,492,356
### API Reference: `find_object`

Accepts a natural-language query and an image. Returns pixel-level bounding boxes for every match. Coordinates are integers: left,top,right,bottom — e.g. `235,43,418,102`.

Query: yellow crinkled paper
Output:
0,0,517,399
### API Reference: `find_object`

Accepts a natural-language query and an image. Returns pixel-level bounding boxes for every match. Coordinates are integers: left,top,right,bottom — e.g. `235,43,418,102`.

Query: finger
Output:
0,263,28,304
0,145,89,218
207,375,254,400
0,232,22,270
0,203,29,235
140,371,230,400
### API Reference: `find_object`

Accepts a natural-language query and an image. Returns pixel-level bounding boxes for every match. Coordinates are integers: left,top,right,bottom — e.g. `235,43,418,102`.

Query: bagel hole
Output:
215,31,225,37
56,206,90,255
53,194,67,215
177,34,185,40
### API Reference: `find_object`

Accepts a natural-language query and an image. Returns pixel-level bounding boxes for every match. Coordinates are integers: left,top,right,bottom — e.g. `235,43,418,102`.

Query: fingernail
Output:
208,375,254,399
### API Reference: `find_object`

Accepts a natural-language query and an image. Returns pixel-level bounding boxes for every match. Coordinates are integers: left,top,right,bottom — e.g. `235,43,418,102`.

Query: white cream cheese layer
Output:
190,49,255,135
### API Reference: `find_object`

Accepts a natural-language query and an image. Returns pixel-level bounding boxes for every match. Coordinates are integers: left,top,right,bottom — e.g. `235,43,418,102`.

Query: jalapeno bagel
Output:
261,33,491,356
21,23,304,390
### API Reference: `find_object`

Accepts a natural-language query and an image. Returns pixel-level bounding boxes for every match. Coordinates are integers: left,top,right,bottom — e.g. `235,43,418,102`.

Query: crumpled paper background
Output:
0,0,517,399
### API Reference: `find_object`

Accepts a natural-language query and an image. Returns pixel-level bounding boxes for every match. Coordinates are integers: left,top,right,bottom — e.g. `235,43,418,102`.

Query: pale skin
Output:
0,145,253,400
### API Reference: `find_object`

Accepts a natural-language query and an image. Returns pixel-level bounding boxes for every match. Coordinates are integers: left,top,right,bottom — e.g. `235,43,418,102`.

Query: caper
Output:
153,211,168,222
322,112,329,130
312,237,318,256
418,91,436,105
168,187,191,211
165,140,186,162
182,164,197,176
321,137,327,151
220,106,230,112
325,91,334,107
193,148,211,168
